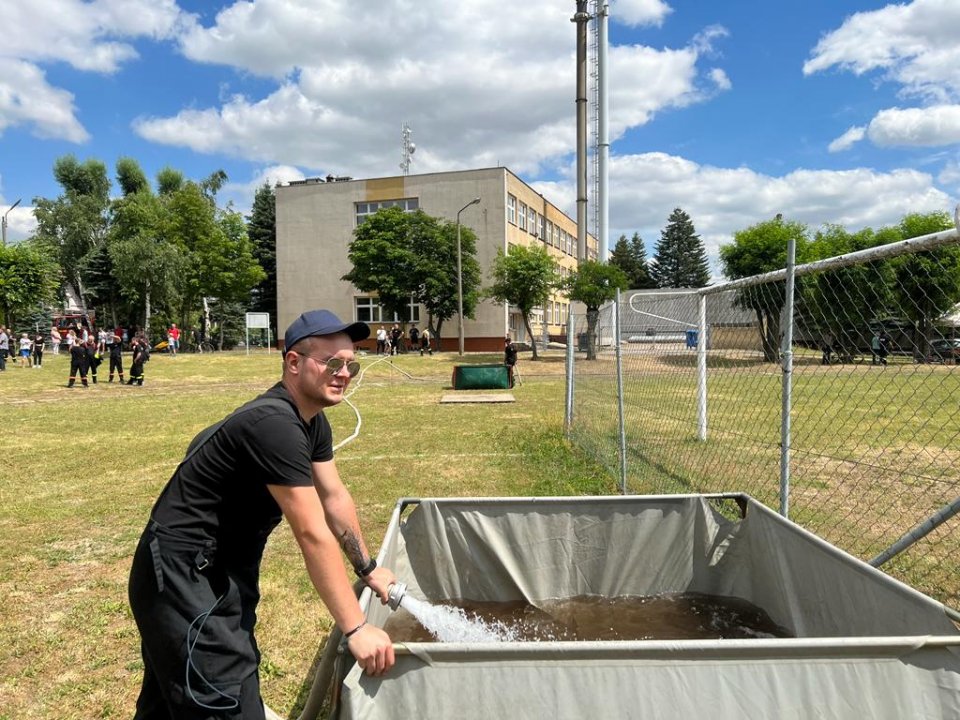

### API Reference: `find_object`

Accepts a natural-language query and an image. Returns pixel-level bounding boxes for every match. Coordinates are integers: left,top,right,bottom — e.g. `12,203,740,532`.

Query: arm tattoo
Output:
338,528,366,568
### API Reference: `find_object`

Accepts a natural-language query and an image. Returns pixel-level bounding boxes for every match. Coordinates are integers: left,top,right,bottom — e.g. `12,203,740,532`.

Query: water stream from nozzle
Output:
387,583,517,643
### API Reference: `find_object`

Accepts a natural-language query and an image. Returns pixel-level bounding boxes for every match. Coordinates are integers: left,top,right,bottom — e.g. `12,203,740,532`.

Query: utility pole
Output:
456,197,481,355
2,198,21,246
572,1,590,262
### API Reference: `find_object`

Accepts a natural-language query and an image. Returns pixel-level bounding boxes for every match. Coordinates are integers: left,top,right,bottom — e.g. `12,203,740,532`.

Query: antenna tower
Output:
589,0,600,240
400,123,416,175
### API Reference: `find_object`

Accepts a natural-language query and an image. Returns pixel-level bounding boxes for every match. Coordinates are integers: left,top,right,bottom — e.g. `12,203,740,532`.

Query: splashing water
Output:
399,595,519,642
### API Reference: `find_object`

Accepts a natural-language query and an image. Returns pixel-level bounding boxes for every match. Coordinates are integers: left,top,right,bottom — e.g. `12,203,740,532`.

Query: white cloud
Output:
865,105,960,147
0,59,89,143
937,158,960,189
0,199,37,245
610,0,672,28
576,152,950,269
139,0,728,178
2,0,186,72
709,68,731,92
803,0,960,103
0,0,188,142
828,125,866,153
220,164,306,214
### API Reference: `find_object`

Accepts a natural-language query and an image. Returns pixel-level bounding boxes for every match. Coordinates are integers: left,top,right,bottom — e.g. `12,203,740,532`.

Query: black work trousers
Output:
128,522,265,720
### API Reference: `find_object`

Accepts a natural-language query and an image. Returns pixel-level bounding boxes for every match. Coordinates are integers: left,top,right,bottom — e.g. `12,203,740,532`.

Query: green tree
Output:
0,241,59,328
109,189,182,339
412,216,480,342
650,208,710,288
805,225,896,356
157,167,185,196
609,232,654,289
32,155,111,310
343,207,421,323
486,244,559,361
719,217,810,362
208,210,267,349
116,157,150,196
562,260,628,360
247,183,278,333
343,208,481,343
889,212,960,359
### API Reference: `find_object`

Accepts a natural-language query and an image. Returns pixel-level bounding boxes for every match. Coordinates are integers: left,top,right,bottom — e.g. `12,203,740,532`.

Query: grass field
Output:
0,348,614,720
571,347,960,607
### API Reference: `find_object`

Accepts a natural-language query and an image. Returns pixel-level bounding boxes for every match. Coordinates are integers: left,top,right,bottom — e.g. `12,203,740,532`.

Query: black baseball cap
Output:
284,309,369,354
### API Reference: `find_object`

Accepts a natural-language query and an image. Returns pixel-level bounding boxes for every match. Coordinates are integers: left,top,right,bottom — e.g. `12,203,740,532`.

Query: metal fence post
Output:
697,293,708,441
565,311,574,434
779,237,797,519
614,291,627,493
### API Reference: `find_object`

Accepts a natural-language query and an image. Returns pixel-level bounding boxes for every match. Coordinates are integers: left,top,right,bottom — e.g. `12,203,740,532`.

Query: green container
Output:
452,364,509,390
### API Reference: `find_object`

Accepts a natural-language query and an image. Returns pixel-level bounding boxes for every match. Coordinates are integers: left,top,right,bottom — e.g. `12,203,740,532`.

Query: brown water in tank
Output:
383,592,792,642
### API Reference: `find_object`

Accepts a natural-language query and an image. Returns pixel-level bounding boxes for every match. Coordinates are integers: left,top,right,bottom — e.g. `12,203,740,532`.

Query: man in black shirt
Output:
107,333,125,383
128,309,395,719
504,336,518,388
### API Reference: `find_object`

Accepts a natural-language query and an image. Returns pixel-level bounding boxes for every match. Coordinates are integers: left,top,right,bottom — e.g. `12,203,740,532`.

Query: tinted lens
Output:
324,357,361,377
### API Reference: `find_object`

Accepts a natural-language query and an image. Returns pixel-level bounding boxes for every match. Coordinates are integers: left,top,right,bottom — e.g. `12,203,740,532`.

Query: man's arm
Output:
267,483,394,675
312,459,396,602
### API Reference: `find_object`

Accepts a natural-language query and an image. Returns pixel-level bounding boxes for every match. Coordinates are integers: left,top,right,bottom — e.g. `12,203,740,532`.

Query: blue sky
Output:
2,0,958,272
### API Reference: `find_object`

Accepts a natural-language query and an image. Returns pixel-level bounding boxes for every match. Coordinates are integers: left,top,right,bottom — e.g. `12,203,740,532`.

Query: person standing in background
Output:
0,326,8,371
32,333,45,368
85,337,102,383
167,323,180,356
504,336,518,388
375,325,387,355
67,337,90,387
18,333,33,368
107,333,125,383
127,337,147,386
50,325,61,355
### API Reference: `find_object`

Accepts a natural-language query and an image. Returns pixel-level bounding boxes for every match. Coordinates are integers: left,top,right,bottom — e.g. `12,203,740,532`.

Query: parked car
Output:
928,338,960,364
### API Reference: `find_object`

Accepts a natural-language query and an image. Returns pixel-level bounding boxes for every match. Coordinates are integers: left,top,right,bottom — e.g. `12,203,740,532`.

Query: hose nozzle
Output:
387,582,407,611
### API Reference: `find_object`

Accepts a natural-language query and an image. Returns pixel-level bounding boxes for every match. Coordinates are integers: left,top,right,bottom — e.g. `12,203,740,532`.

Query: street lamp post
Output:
456,197,481,356
2,198,21,247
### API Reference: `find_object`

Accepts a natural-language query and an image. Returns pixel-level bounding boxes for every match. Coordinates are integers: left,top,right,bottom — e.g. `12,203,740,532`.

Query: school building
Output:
275,167,597,351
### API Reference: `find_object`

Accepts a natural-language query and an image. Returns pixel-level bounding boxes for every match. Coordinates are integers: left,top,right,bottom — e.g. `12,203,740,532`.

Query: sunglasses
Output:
297,353,361,378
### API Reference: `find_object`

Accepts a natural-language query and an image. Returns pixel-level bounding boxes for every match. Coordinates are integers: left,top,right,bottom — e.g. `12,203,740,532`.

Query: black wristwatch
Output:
355,558,377,578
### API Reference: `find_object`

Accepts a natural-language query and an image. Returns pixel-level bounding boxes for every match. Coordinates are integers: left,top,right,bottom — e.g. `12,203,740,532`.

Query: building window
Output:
538,214,545,243
398,298,421,323
355,296,420,323
507,194,517,225
355,197,419,225
529,207,537,236
518,202,528,231
355,296,384,323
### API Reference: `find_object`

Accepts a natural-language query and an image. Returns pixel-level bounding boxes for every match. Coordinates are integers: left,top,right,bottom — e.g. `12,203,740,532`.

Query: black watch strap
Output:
355,558,377,577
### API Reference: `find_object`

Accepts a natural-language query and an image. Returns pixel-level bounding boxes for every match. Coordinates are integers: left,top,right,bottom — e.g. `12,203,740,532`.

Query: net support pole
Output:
696,293,707,441
614,290,627,493
780,237,797,519
565,311,575,434
869,495,960,569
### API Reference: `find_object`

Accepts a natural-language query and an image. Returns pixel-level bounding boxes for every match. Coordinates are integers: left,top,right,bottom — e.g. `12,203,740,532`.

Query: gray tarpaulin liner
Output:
334,495,960,719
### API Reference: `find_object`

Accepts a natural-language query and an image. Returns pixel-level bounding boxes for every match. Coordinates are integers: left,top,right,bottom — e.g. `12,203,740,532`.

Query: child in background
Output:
18,333,32,368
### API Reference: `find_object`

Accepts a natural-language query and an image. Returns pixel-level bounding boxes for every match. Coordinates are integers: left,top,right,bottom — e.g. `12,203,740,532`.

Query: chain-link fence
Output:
567,226,960,611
